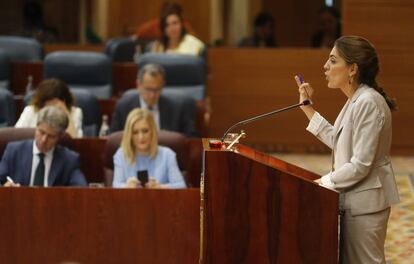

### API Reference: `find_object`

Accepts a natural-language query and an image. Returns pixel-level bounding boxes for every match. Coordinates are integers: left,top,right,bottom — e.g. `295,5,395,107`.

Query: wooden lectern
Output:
200,139,339,263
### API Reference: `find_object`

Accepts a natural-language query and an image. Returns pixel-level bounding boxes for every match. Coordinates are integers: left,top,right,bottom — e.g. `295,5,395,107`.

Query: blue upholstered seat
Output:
137,53,206,100
0,36,42,62
105,38,137,62
44,51,112,99
0,89,16,127
0,50,10,90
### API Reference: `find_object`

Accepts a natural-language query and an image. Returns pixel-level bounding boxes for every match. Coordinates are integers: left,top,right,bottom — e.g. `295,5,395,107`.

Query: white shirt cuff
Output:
306,112,324,135
321,173,335,189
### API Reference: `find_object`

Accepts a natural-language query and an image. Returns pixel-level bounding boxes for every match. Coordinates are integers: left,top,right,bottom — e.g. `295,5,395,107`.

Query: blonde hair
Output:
121,108,158,164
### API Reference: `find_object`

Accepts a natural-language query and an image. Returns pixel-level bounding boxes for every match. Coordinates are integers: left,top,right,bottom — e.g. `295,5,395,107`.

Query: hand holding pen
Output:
294,74,313,105
3,176,21,187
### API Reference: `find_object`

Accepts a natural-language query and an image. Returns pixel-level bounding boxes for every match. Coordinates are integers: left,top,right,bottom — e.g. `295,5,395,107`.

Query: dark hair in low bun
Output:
334,36,397,111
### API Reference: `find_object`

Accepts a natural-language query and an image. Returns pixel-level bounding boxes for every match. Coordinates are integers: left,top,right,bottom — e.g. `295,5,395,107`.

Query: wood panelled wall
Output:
262,0,325,46
207,0,414,154
105,0,210,42
208,48,341,153
342,0,414,153
0,0,80,42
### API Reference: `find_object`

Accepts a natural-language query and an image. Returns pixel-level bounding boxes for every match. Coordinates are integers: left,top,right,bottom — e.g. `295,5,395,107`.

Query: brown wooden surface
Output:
263,0,325,46
43,44,106,55
11,62,43,95
207,47,414,154
207,48,340,153
342,0,414,155
105,0,210,42
0,187,200,264
112,62,137,97
0,1,80,42
200,139,339,263
71,137,106,184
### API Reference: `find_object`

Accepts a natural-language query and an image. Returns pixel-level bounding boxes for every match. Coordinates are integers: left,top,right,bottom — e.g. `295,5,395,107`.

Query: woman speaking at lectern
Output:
296,36,399,263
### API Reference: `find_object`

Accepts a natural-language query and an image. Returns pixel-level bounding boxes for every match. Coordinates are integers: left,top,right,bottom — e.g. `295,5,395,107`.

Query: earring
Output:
348,76,353,85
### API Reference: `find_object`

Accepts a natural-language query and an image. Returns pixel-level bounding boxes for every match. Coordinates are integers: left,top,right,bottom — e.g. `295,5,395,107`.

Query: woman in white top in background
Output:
15,78,83,138
151,3,205,56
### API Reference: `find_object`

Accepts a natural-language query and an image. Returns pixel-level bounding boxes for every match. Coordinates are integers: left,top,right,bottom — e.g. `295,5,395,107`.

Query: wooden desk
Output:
201,139,338,263
0,188,200,263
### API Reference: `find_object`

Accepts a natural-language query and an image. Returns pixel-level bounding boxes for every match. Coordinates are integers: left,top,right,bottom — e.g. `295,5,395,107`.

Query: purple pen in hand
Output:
297,74,305,84
296,74,312,105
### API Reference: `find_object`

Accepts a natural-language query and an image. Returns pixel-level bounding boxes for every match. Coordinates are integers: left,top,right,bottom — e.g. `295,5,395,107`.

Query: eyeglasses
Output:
142,87,162,94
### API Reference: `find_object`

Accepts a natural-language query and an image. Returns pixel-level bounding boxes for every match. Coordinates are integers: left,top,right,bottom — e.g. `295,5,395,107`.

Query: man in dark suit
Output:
0,106,87,187
110,63,197,137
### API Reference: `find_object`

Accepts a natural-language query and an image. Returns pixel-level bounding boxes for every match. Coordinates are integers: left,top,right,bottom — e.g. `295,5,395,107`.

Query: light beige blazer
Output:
307,84,400,216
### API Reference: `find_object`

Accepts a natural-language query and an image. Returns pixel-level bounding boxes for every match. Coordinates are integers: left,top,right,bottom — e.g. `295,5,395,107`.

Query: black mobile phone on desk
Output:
137,170,149,187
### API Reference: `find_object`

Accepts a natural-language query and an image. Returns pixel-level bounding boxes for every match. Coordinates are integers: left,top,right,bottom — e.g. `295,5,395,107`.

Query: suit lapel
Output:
158,96,168,129
48,147,62,186
333,85,369,142
334,99,350,138
22,141,34,186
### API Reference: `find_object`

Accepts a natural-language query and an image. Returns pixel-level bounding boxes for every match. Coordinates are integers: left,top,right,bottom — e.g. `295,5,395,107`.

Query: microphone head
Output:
302,100,311,106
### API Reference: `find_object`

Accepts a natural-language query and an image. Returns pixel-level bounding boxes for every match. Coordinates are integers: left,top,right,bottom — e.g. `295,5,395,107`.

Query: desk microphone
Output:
220,100,311,142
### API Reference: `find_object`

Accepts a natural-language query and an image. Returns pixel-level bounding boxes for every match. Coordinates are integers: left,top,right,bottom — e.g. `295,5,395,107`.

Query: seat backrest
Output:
0,127,73,159
23,89,101,137
137,53,206,100
0,36,42,62
44,51,112,99
102,130,188,187
70,90,101,136
105,38,137,62
0,89,15,127
0,49,10,90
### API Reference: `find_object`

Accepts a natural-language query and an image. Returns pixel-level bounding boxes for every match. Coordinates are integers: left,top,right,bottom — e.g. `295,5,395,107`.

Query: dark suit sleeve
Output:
67,153,87,186
0,144,12,184
110,100,124,132
110,92,140,133
180,97,198,137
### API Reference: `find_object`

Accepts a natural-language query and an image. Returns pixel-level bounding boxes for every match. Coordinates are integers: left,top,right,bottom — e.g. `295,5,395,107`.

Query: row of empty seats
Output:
0,36,206,100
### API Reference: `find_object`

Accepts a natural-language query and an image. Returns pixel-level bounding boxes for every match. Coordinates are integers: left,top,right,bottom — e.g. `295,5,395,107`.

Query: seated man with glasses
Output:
110,63,197,137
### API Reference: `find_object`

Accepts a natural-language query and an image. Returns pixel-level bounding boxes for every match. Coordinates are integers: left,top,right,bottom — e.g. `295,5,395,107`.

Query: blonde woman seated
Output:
113,108,186,189
15,78,83,138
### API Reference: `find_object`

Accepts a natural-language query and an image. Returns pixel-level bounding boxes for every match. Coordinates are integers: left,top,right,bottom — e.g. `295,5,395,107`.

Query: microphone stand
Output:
220,100,311,142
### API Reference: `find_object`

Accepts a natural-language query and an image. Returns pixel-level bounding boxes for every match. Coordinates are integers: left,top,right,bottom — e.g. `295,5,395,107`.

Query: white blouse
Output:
156,34,205,56
15,105,84,138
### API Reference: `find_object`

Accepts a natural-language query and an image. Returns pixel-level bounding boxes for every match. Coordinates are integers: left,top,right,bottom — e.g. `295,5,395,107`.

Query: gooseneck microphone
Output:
220,100,311,142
